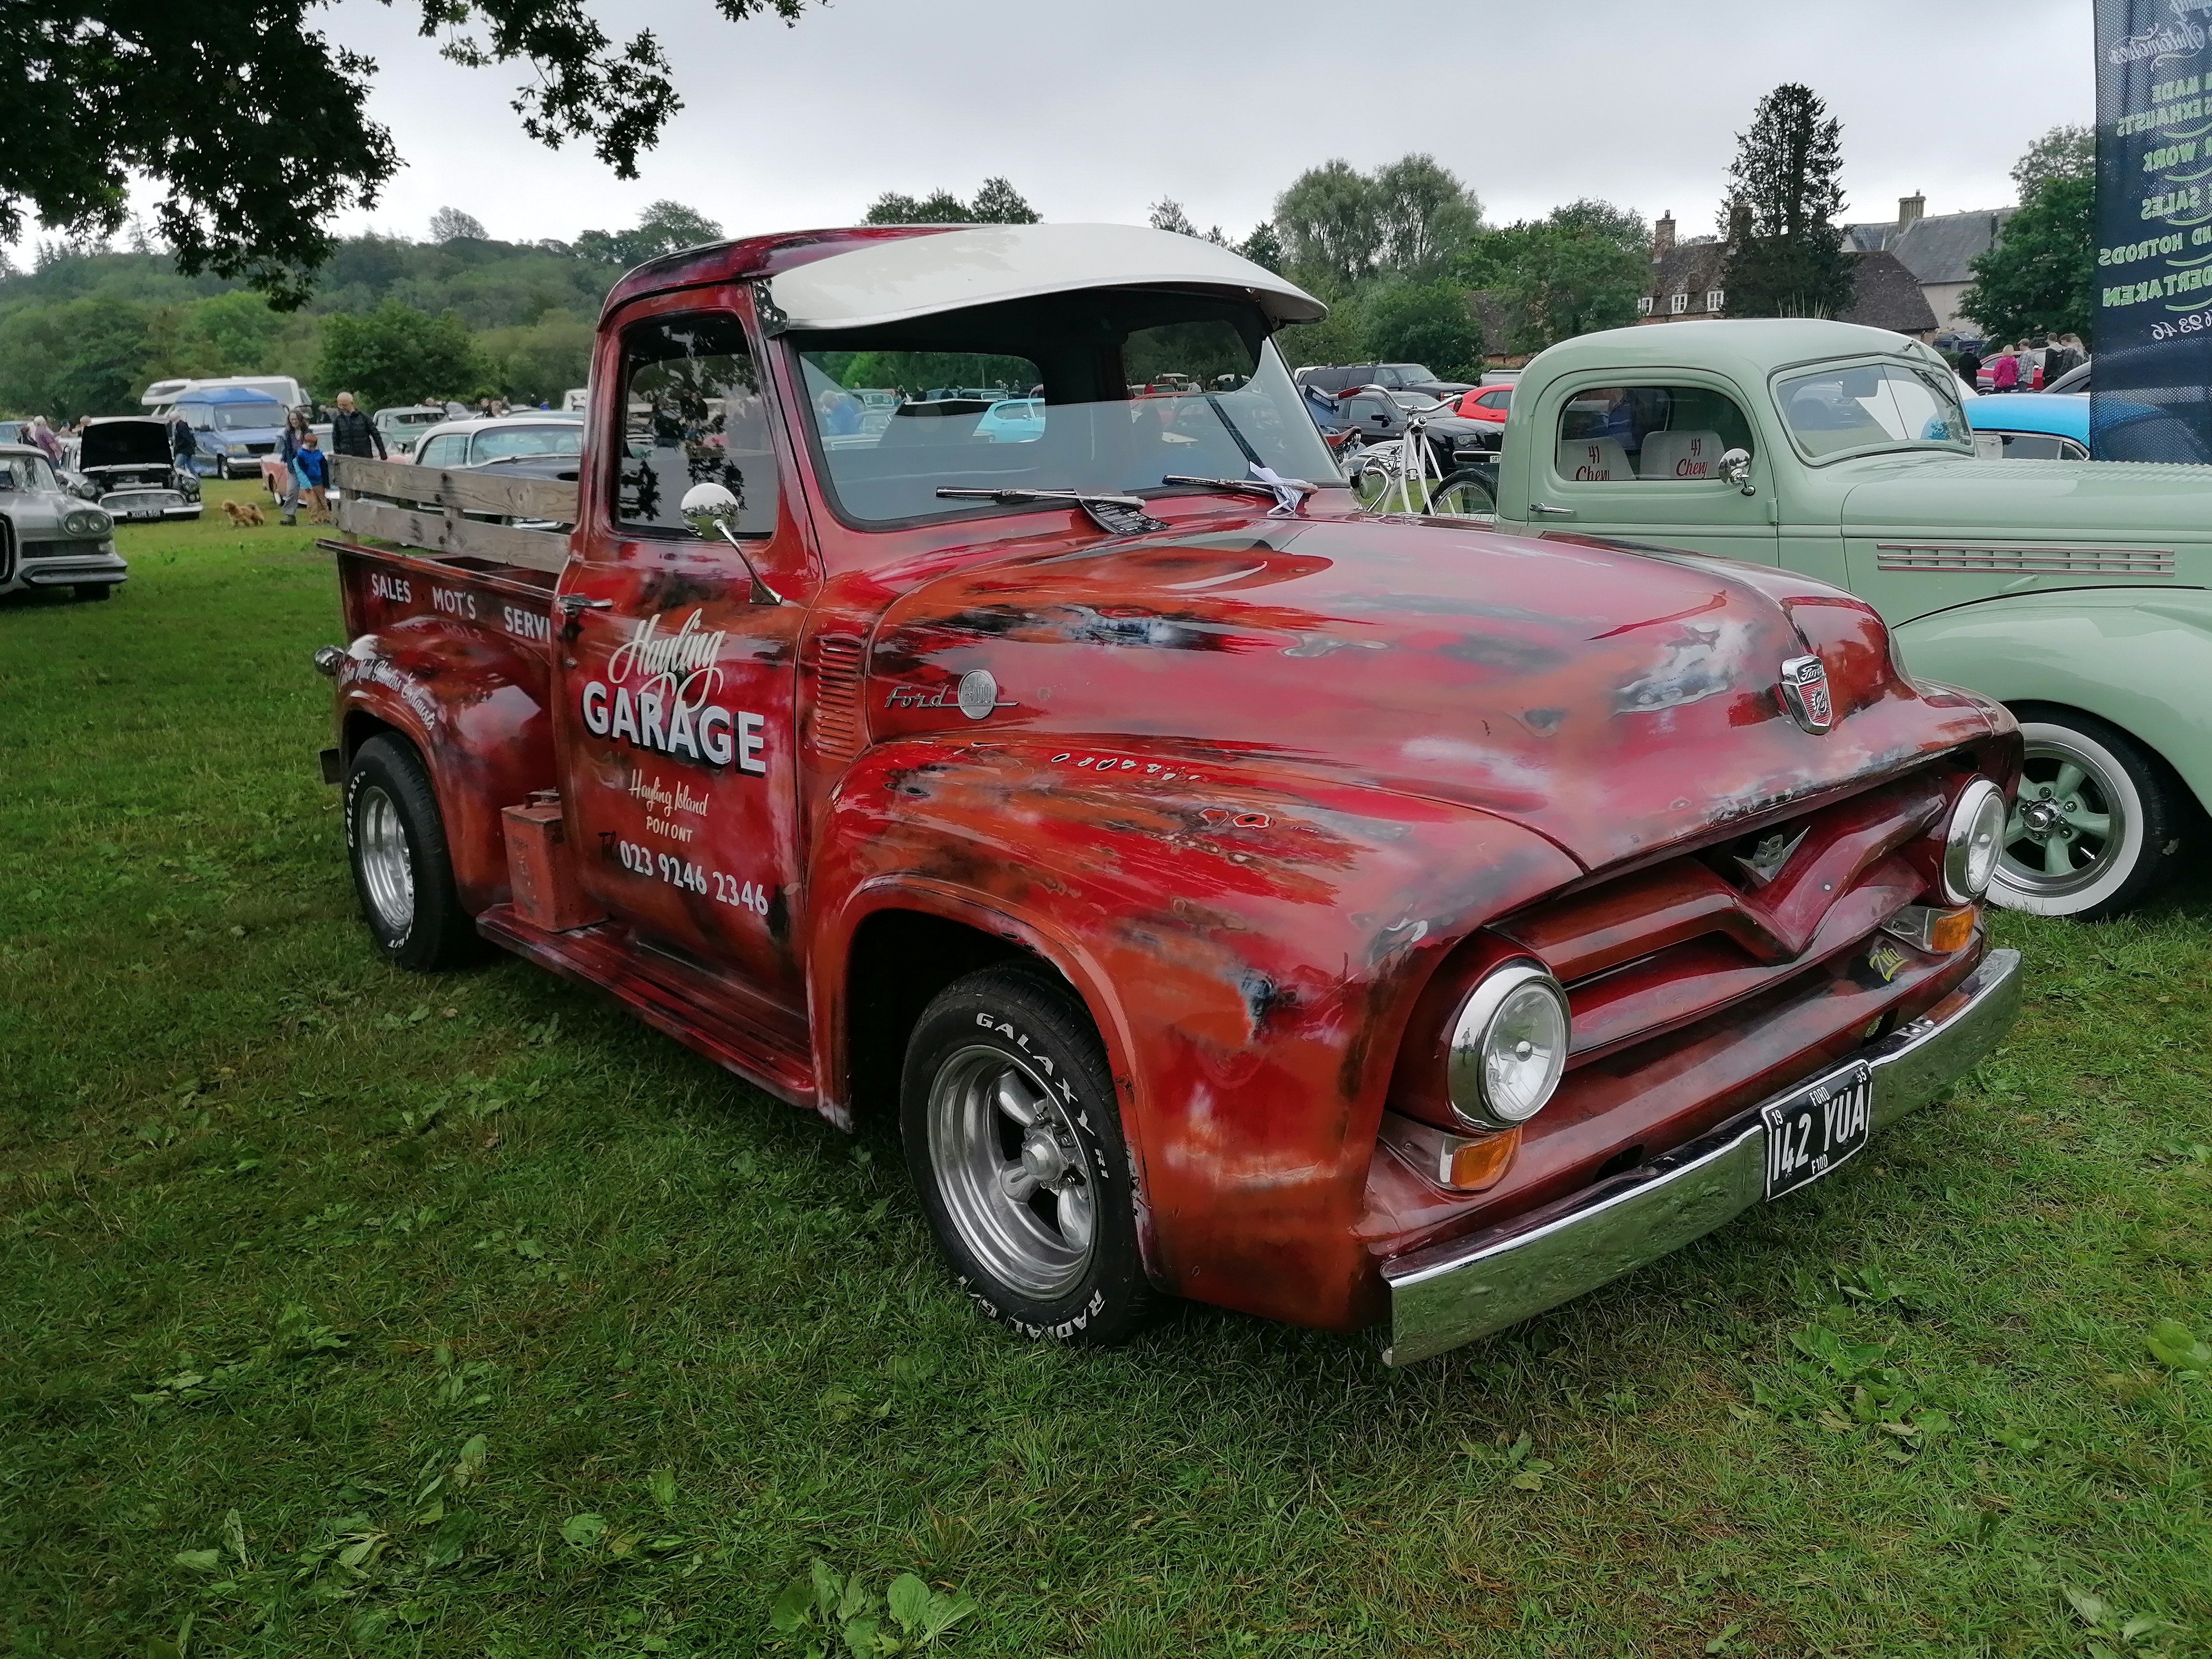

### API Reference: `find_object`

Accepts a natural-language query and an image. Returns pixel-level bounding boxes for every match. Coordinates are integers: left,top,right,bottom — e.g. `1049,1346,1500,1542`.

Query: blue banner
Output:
2094,0,2212,461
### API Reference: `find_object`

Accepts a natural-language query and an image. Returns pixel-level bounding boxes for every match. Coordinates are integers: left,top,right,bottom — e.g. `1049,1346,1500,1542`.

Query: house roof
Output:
1645,244,1936,334
1843,208,2012,285
1840,251,1938,334
1648,241,1728,297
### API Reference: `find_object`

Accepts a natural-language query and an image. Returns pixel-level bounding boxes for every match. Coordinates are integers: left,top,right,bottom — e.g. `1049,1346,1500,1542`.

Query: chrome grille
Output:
1875,542,2174,576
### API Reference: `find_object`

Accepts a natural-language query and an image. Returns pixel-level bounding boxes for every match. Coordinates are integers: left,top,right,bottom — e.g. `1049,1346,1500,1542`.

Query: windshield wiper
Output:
934,486,1167,536
1163,464,1318,518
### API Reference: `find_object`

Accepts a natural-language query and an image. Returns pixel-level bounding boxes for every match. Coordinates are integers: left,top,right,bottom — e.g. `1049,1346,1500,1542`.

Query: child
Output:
293,430,331,522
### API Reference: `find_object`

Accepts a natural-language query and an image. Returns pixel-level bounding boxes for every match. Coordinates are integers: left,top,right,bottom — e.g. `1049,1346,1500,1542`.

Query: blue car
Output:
974,398,1046,444
169,385,293,479
1966,389,2211,464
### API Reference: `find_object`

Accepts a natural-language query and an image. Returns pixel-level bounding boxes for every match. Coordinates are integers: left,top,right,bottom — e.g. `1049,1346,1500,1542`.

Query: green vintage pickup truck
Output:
1455,319,2206,919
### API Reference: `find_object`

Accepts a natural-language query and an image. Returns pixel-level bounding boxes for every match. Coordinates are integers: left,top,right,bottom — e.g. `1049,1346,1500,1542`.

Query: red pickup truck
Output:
316,223,2023,1363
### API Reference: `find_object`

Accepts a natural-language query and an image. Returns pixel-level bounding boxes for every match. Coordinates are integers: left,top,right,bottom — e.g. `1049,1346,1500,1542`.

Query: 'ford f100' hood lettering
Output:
870,515,2005,872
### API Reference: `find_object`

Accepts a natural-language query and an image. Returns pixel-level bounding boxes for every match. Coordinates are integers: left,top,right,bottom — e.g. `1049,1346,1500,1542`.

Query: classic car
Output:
408,414,585,482
0,444,125,600
1296,361,1475,400
973,397,1046,442
310,222,2021,1363
1468,319,2210,918
373,404,450,460
1964,391,2089,460
172,387,293,479
77,416,204,521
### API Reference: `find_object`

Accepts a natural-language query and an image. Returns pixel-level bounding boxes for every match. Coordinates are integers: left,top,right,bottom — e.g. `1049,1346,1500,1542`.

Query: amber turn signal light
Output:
1881,903,1978,955
1445,1126,1522,1191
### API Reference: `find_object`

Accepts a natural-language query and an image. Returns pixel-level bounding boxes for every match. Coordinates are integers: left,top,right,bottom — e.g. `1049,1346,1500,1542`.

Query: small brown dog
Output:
222,499,267,527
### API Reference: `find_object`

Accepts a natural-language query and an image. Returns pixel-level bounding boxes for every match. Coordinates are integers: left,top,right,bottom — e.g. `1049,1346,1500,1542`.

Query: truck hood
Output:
1840,451,2212,545
867,512,2003,873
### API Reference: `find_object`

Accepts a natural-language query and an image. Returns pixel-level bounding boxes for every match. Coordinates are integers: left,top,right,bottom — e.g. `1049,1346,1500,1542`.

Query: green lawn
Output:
4,483,2211,1658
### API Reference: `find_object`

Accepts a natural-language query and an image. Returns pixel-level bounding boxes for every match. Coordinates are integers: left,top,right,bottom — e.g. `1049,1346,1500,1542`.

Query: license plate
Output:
129,507,161,520
1760,1061,1872,1200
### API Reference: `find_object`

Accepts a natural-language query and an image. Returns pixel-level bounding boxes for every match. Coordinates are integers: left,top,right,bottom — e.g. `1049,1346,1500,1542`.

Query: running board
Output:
476,905,822,1117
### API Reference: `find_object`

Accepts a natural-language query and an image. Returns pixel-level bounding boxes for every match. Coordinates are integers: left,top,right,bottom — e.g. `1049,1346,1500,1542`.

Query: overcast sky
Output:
36,0,2095,262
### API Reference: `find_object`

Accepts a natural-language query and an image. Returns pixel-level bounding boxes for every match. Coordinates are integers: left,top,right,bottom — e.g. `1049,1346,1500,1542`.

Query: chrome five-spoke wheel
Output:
926,1044,1095,1300
354,784,417,934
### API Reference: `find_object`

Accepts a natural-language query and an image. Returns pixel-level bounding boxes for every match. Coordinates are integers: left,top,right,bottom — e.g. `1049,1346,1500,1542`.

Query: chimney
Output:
1653,211,1676,261
1898,192,1926,227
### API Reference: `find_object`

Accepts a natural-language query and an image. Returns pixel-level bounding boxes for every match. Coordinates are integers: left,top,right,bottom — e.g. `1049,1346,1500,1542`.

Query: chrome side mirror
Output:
680,481,782,605
1719,447,1755,496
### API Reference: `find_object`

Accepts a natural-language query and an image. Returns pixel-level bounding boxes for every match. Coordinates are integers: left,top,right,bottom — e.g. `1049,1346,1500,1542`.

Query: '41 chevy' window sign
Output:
2093,0,2212,462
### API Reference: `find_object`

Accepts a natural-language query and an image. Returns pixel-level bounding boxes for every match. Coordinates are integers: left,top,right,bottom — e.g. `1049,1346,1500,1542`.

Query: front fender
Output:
1893,589,2212,812
807,735,1581,1329
336,614,555,912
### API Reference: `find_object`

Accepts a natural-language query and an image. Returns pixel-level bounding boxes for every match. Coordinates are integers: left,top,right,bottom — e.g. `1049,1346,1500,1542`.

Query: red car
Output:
1453,382,1515,426
313,223,2022,1364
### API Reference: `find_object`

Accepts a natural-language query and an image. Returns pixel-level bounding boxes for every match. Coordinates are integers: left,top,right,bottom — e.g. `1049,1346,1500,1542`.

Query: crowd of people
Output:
1954,333,2086,394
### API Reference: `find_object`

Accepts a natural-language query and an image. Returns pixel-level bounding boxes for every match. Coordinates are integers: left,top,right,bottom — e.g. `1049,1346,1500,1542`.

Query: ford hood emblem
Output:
1778,654,1834,734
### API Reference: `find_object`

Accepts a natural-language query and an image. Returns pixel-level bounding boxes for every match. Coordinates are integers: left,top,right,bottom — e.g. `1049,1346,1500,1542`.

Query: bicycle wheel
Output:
1427,469,1498,518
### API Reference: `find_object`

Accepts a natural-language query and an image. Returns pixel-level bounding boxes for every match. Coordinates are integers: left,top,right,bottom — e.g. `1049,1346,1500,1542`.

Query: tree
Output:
429,207,490,244
1149,199,1198,237
317,301,483,409
1470,206,1650,353
1361,282,1483,380
1370,155,1482,276
1237,223,1286,274
1275,161,1381,289
1958,173,2095,346
968,178,1041,225
863,179,1040,226
0,1,809,307
572,200,724,265
1718,84,1855,319
2012,124,2094,197
0,291,159,418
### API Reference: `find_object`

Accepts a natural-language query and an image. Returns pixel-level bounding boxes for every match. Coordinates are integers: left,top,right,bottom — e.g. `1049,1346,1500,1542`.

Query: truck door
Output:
1521,379,1778,562
552,298,817,1025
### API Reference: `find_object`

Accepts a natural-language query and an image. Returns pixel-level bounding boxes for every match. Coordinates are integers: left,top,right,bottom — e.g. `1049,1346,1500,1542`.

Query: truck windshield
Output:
1775,361,1971,461
790,290,1340,525
210,403,286,432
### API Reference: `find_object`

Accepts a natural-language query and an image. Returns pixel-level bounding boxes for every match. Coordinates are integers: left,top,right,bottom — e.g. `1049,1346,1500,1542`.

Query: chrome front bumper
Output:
1381,947,2022,1365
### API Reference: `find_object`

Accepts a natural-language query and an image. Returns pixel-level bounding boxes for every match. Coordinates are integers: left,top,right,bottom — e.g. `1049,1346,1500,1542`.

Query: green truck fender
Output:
1891,588,2212,814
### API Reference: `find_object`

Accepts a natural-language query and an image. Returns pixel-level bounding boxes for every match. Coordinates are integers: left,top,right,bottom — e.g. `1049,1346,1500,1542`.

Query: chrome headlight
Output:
226,442,248,454
1941,778,2006,902
1447,961,1571,1130
62,508,111,537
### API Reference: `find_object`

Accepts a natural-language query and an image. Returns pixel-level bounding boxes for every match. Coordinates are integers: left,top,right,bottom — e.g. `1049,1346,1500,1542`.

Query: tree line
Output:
0,91,2105,423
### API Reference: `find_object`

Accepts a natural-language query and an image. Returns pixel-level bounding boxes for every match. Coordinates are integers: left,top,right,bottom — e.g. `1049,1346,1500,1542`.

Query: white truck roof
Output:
766,223,1327,332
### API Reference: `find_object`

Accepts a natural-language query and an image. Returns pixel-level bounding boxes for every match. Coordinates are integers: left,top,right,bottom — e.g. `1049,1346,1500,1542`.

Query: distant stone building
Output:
1636,211,1939,342
1843,194,2012,337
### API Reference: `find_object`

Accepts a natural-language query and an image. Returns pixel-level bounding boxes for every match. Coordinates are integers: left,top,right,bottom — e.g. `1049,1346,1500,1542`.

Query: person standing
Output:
276,407,313,526
326,393,387,469
169,411,198,474
28,416,64,466
1989,345,2021,393
291,431,331,522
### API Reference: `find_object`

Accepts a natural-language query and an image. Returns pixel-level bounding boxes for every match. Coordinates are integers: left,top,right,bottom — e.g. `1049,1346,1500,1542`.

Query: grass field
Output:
4,481,2211,1658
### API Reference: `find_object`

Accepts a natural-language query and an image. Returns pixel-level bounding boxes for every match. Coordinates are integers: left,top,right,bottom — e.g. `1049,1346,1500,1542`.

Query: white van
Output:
561,387,588,413
142,374,309,414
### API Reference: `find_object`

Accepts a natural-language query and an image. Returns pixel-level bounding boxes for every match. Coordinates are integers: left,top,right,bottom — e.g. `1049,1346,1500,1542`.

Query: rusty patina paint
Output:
325,236,2018,1337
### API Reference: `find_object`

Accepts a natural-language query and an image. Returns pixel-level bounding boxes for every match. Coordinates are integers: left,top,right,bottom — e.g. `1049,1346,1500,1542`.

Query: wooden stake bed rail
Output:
329,455,577,574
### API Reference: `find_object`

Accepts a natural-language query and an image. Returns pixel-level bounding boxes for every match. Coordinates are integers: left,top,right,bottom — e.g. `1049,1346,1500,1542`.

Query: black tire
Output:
1428,468,1498,518
1989,705,2188,920
900,965,1156,1345
75,584,112,602
343,733,476,971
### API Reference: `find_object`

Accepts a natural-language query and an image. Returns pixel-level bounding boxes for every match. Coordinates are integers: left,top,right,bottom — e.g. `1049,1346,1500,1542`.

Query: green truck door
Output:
1520,378,1780,564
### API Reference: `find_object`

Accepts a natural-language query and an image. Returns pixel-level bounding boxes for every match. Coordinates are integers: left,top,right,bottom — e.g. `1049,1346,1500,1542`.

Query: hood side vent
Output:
812,635,868,760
